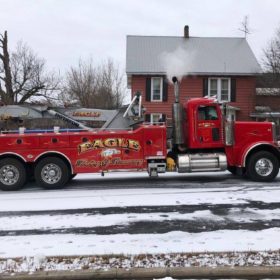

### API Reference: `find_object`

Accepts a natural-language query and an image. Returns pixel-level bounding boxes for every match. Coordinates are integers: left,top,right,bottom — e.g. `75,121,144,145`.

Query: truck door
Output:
196,105,223,148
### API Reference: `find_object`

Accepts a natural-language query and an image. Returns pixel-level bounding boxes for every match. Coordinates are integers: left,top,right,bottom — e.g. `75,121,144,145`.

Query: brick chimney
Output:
184,25,189,38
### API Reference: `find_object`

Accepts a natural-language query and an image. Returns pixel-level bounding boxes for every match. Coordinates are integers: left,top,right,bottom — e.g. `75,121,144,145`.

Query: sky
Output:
1,0,280,76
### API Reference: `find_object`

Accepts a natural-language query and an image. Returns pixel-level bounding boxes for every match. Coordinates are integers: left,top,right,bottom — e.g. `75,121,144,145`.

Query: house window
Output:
208,78,231,102
150,113,162,123
151,77,163,101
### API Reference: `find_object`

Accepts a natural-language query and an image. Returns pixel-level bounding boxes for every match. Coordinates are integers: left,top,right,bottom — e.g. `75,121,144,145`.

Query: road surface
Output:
1,171,280,257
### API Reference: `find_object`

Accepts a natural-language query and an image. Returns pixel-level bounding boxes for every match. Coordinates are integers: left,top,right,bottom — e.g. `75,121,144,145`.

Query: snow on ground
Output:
1,207,280,231
0,186,246,212
1,171,280,264
0,210,224,231
1,229,280,258
0,172,279,212
1,250,280,274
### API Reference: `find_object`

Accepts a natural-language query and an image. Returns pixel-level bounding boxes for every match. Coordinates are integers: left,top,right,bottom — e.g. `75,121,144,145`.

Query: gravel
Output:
1,251,280,275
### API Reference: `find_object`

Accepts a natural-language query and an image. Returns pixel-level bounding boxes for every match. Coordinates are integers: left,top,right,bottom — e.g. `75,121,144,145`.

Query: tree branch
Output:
0,32,61,105
18,85,45,104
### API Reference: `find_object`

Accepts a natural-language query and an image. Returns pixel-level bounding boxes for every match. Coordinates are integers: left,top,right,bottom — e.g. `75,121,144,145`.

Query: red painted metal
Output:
182,98,278,167
183,98,224,149
0,125,167,174
226,121,276,167
0,97,278,177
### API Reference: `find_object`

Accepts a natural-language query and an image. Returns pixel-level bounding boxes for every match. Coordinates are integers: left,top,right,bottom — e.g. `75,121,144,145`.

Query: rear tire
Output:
246,151,279,182
0,158,26,191
35,157,70,189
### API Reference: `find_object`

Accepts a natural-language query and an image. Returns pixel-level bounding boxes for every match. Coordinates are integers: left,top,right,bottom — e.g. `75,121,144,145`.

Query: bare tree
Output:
0,31,60,105
0,31,13,104
262,26,280,89
263,27,280,74
63,58,126,109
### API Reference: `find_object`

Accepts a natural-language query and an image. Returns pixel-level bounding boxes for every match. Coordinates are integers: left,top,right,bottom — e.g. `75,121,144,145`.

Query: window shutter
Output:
203,78,208,97
163,78,168,101
162,114,166,122
146,77,151,101
145,114,151,122
230,78,236,102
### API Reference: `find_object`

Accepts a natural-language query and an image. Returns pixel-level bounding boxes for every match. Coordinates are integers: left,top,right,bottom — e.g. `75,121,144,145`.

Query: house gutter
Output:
126,72,260,76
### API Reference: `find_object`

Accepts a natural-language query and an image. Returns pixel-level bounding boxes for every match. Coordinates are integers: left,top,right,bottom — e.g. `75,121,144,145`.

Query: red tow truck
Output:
0,77,279,191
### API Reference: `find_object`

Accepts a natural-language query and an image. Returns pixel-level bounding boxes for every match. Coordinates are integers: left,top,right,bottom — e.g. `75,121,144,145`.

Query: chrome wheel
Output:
0,165,20,186
41,163,62,184
255,158,273,177
35,157,70,189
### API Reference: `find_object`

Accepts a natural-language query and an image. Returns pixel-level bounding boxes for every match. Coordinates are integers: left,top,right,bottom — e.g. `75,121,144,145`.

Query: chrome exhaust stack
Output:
172,77,184,145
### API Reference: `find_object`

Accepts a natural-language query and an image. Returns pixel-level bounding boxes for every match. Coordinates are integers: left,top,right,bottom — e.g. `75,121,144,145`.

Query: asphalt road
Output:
1,171,280,237
22,170,280,190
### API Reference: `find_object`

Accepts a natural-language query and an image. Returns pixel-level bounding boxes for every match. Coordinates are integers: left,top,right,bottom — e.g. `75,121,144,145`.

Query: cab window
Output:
198,106,218,121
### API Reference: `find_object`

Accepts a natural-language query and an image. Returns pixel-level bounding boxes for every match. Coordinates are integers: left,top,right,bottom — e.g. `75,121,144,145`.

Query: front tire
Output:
246,151,279,182
35,157,70,189
0,158,26,191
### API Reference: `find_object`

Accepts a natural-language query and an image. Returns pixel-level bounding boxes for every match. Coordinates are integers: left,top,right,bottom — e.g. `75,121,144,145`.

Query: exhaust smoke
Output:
159,46,196,83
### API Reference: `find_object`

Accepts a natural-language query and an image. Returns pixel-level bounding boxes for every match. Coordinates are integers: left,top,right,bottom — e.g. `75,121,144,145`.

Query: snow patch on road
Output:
0,210,223,231
2,207,280,231
1,172,280,261
1,183,280,212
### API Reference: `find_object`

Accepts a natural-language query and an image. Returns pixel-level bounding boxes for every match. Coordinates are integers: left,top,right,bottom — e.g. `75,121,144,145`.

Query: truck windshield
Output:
198,106,218,121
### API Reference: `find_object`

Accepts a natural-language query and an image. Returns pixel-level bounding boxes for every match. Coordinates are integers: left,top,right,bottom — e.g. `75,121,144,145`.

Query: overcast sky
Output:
1,0,280,75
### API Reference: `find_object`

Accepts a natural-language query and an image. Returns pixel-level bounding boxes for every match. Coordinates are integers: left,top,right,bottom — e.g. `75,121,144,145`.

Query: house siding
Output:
234,77,256,121
131,75,256,121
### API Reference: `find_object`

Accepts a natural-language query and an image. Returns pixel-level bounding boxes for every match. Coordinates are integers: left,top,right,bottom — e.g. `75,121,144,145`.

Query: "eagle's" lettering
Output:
78,138,140,154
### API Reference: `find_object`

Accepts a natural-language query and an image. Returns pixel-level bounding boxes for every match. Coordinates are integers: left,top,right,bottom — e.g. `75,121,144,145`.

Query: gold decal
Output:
78,138,141,154
76,157,143,168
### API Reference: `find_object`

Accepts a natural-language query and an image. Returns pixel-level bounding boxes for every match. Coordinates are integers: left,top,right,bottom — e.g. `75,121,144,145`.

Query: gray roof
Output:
126,36,261,76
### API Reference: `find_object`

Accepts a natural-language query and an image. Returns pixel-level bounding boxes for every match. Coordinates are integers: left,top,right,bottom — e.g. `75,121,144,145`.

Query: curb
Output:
2,266,280,279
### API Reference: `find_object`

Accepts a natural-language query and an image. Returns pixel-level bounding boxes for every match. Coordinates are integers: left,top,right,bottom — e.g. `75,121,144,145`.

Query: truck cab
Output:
183,98,224,150
170,75,280,182
172,94,280,182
